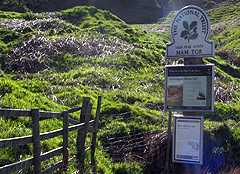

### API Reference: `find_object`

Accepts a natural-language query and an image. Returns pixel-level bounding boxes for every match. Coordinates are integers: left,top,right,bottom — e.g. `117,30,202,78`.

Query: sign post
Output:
164,5,215,174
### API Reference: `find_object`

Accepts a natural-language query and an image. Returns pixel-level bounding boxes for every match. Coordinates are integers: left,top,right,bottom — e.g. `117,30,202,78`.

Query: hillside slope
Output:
0,1,240,173
0,6,167,173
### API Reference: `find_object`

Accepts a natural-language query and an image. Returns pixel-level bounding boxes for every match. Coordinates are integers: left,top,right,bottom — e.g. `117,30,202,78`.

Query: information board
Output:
164,64,214,112
173,116,203,164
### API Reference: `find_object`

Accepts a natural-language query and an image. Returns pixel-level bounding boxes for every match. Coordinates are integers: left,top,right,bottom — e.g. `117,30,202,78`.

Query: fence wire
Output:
101,108,240,174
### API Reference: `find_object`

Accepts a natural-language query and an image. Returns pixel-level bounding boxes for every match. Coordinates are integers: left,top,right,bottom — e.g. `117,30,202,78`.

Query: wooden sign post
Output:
164,5,215,174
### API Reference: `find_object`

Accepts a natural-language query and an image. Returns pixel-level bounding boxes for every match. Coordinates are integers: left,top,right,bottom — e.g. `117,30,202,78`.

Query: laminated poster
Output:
167,76,207,107
165,65,213,111
173,117,203,164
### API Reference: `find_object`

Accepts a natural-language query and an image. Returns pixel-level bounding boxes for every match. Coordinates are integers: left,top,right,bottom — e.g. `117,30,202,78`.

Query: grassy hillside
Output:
0,1,240,173
0,5,167,173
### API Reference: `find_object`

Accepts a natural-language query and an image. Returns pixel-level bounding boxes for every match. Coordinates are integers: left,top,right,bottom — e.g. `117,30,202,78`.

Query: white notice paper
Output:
174,118,202,163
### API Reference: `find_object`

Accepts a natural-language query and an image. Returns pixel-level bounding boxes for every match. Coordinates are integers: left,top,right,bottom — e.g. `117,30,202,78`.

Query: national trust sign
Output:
166,5,215,58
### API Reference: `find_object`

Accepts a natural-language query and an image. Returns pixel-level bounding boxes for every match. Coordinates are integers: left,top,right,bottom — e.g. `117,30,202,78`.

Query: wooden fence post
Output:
91,96,102,174
62,111,69,171
31,109,41,174
77,97,92,174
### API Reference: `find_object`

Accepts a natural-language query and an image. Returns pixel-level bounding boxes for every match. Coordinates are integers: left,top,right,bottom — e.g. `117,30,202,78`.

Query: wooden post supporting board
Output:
183,57,203,174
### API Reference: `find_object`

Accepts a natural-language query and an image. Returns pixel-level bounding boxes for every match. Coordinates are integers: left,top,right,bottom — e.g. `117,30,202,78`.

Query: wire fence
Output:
101,107,240,174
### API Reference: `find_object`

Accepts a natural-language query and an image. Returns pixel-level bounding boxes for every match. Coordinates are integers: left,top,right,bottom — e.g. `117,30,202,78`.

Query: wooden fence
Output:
0,96,102,174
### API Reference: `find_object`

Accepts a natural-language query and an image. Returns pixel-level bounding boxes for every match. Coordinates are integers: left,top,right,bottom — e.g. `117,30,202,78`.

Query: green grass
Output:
208,2,240,24
0,28,22,54
0,1,240,173
0,10,25,19
112,162,143,174
0,75,67,110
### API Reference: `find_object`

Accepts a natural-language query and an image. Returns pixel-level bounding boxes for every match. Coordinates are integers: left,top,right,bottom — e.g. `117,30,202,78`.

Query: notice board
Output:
173,116,203,164
165,64,214,112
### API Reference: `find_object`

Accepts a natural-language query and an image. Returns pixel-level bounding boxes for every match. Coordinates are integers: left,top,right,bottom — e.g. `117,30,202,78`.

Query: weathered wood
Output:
40,147,63,161
40,128,63,140
87,124,96,132
14,146,21,162
77,97,92,174
32,109,41,174
62,111,69,171
66,107,82,113
0,108,31,118
68,120,94,132
68,117,80,124
0,98,99,174
0,108,78,119
182,57,203,174
0,157,33,174
91,96,102,174
184,57,203,65
39,111,62,119
0,135,32,148
42,161,63,174
39,120,95,141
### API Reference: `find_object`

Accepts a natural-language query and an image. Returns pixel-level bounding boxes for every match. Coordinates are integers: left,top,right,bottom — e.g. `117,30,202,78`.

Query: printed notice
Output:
183,76,207,106
174,117,203,164
167,77,184,106
165,65,214,111
167,76,207,107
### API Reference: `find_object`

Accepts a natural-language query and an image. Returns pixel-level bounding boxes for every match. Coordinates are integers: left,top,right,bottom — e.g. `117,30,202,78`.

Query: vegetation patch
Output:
5,35,135,73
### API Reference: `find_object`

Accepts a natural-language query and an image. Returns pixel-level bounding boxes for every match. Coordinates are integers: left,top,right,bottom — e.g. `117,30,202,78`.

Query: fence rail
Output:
0,96,102,174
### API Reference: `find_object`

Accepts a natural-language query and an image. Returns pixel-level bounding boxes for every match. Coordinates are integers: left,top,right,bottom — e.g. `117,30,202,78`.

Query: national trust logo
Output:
180,21,198,42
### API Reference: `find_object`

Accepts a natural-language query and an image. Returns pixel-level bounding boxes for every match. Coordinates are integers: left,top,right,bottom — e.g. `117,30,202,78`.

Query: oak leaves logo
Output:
180,21,198,42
